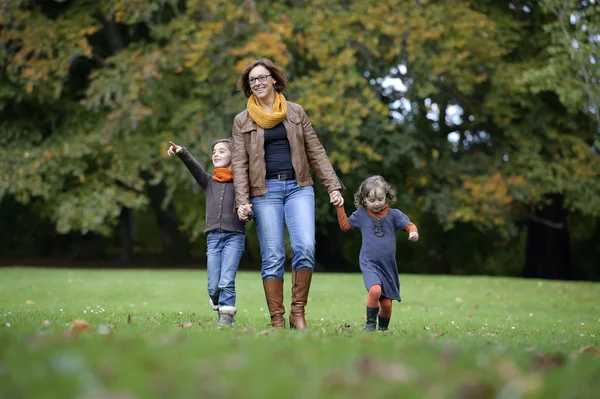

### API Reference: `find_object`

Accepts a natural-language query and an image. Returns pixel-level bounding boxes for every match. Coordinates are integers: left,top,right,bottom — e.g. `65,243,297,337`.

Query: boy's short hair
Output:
212,138,232,152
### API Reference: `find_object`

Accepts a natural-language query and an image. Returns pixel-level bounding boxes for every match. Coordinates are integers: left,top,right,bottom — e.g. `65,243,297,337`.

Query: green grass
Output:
0,268,598,399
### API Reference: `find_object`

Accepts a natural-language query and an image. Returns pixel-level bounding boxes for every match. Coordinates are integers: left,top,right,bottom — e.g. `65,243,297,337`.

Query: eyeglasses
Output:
249,74,271,85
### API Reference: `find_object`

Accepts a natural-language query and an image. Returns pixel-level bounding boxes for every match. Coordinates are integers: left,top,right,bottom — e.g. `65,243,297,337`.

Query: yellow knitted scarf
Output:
247,92,288,129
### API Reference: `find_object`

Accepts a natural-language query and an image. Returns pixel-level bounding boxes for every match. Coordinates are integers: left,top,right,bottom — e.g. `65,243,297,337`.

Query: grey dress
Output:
347,207,411,301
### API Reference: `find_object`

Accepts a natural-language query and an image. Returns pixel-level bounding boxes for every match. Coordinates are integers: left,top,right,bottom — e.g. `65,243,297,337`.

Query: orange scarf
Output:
213,168,233,182
367,204,389,218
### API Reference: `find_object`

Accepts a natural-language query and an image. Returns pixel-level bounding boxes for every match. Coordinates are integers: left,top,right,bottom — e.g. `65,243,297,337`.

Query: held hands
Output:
166,141,183,156
237,204,253,221
408,231,419,242
329,190,344,207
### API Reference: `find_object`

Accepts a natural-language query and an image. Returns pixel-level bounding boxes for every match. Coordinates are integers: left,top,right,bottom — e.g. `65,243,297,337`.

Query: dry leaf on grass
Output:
532,352,565,370
182,322,193,329
456,378,494,399
26,300,35,305
69,319,91,333
575,345,600,357
255,329,271,337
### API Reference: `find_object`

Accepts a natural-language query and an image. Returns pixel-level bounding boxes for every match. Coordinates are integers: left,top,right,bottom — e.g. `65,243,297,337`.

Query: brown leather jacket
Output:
231,101,344,206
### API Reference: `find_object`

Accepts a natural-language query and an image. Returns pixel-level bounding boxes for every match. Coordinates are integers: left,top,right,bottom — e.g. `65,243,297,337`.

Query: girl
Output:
335,175,419,332
167,138,251,327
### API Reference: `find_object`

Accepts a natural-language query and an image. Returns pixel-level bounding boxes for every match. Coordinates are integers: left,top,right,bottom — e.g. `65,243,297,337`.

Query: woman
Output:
231,59,344,329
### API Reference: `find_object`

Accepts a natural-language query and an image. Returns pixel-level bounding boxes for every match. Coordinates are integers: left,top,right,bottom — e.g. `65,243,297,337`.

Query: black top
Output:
176,148,245,235
264,123,294,176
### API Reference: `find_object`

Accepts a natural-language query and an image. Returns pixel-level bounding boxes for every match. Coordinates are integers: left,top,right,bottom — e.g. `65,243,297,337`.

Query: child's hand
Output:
237,204,253,221
167,141,183,156
408,231,419,242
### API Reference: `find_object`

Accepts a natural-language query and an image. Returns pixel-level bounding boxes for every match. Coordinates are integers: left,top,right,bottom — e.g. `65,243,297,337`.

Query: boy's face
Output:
365,187,386,213
212,143,232,169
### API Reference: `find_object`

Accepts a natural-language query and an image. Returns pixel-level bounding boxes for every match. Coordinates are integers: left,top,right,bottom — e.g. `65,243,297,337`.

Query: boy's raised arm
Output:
176,148,211,189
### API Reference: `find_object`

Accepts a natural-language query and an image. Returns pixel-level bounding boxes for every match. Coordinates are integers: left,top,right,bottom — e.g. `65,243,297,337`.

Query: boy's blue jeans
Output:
251,179,315,281
206,232,245,308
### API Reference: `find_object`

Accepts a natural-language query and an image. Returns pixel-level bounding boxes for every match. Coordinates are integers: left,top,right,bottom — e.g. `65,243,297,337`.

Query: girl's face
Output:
248,65,276,103
212,143,232,168
365,187,386,213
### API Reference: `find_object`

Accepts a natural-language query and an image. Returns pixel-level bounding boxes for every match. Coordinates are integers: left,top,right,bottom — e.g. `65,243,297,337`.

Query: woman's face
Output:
212,142,232,169
248,65,276,102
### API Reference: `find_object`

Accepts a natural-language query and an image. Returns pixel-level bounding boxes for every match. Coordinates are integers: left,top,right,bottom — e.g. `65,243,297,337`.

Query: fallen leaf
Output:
456,378,494,399
432,333,445,338
468,312,474,318
255,329,271,336
575,345,600,357
68,319,91,333
182,322,193,329
26,300,36,305
533,352,565,370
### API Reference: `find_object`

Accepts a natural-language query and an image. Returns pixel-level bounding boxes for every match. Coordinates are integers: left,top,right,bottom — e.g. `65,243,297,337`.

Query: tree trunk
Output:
118,207,135,263
523,194,572,280
315,222,358,272
145,178,190,263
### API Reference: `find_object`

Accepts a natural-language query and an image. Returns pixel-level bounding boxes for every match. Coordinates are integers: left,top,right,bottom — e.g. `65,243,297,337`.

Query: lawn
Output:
0,267,598,399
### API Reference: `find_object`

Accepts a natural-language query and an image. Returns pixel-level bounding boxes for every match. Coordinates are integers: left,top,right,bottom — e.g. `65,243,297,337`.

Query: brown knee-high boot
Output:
263,279,285,328
289,269,313,330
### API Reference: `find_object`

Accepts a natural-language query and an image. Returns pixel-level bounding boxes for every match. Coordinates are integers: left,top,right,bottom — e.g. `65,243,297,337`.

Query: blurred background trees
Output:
1,0,599,280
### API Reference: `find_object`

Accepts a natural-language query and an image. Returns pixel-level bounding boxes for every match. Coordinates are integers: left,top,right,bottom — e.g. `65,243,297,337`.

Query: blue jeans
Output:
206,232,245,308
251,179,315,280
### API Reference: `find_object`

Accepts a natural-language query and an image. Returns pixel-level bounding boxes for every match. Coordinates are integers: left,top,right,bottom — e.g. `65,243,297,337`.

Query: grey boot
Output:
209,297,220,323
218,306,236,327
363,306,379,332
378,315,390,331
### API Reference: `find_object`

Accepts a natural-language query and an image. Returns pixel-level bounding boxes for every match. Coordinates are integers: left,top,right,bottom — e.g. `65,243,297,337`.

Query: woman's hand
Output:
329,190,344,207
237,204,253,221
167,141,183,156
408,232,419,242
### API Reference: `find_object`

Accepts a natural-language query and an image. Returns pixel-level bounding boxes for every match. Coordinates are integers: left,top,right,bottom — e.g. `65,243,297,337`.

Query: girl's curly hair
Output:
353,175,397,208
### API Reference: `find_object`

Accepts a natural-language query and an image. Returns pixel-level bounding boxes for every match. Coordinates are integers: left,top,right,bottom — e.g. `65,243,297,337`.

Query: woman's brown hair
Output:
237,59,287,98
